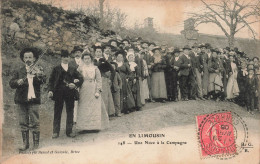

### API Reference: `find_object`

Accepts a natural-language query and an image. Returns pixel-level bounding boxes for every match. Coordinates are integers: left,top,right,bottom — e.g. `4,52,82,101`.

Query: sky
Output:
37,0,259,39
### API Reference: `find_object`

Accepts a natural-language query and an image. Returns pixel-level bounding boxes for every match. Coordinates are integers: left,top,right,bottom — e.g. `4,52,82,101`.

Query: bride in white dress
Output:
76,53,109,132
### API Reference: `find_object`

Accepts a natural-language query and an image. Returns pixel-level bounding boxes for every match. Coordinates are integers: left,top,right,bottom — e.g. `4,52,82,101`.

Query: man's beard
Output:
25,61,33,66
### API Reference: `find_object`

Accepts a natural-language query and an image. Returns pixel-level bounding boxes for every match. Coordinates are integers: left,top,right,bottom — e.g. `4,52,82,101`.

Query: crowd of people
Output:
9,35,259,152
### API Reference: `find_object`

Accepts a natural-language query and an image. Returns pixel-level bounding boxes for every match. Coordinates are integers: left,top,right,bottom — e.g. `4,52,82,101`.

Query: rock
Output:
33,41,46,49
35,16,43,22
15,32,26,39
63,31,72,42
41,34,48,39
29,32,39,38
9,22,20,32
26,35,36,41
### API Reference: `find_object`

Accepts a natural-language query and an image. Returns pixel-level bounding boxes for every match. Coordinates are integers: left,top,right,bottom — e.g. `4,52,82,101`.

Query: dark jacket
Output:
69,58,80,69
151,58,166,72
245,75,258,94
164,55,175,72
111,71,122,93
48,64,83,100
9,65,46,104
179,54,191,76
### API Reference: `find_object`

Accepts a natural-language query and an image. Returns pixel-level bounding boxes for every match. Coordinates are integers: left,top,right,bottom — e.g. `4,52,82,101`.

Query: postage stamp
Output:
196,110,249,160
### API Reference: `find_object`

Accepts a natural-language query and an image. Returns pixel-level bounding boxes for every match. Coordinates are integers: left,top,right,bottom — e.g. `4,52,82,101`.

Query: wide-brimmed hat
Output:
122,39,130,44
20,47,40,62
151,46,161,52
183,45,191,50
71,46,83,54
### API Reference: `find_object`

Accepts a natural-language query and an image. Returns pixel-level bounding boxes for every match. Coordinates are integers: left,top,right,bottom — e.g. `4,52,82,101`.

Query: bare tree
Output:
114,9,127,30
99,0,105,25
83,1,127,32
190,0,260,47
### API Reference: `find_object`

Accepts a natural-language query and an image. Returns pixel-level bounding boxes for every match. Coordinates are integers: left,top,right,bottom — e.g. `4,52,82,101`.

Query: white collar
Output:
117,61,123,67
61,63,68,71
75,58,81,65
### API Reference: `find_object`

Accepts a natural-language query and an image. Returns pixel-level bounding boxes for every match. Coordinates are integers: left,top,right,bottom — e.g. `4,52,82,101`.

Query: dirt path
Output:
2,100,260,163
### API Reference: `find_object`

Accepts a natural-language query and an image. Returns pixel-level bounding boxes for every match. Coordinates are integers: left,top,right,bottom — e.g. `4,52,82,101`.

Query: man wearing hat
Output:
178,45,193,101
199,43,211,99
103,43,114,62
48,50,84,138
122,39,131,50
164,48,181,101
9,47,46,151
70,46,83,69
191,43,204,100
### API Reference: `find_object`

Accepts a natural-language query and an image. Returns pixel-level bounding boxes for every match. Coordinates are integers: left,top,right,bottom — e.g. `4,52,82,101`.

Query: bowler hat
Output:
61,50,70,58
205,43,212,49
192,43,199,48
183,45,191,50
20,47,40,62
71,46,83,54
141,40,150,45
93,45,103,52
173,48,181,53
211,48,220,54
115,50,126,57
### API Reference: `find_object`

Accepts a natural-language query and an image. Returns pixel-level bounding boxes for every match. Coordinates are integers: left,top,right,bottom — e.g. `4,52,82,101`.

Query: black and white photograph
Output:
0,0,259,163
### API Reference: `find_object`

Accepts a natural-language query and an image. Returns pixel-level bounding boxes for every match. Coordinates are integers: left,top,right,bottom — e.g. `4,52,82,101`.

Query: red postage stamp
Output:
196,112,237,157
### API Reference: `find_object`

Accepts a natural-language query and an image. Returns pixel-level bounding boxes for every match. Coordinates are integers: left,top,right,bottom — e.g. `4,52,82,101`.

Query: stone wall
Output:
2,0,102,55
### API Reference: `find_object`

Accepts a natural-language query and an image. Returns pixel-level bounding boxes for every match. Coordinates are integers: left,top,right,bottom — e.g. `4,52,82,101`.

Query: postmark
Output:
196,110,249,160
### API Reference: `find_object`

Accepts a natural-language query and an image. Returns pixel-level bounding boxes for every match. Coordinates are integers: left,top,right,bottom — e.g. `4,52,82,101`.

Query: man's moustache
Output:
25,61,32,65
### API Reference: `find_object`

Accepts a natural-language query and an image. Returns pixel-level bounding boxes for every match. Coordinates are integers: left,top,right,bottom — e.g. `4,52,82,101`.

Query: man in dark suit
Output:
9,47,46,151
179,45,192,101
164,51,175,101
48,50,83,138
190,44,205,100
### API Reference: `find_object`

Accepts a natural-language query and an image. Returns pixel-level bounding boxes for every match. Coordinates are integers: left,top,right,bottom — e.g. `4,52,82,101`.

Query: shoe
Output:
115,113,122,117
151,99,155,103
199,97,206,101
19,131,29,152
52,133,59,139
32,131,40,149
67,132,76,138
161,100,166,103
184,98,189,101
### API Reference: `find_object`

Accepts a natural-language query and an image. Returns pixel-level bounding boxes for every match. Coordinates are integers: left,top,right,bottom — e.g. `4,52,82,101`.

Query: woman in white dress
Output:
76,53,109,133
226,55,240,100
